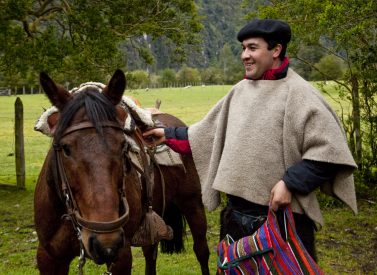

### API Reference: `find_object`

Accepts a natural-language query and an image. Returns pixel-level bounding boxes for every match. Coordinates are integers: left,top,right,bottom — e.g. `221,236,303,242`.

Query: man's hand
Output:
142,128,166,146
270,180,292,211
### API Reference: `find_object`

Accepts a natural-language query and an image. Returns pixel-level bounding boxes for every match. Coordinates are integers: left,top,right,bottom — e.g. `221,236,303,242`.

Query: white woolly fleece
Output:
34,82,154,136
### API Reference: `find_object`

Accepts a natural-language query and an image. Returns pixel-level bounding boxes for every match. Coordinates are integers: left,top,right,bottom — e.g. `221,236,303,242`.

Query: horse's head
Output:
40,70,132,265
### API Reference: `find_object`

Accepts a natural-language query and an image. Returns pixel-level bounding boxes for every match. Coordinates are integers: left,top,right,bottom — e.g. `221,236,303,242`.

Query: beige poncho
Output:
188,69,357,225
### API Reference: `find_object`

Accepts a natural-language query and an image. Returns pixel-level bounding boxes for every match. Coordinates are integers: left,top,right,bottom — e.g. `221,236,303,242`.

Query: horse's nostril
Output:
104,248,115,259
88,232,124,264
100,246,118,265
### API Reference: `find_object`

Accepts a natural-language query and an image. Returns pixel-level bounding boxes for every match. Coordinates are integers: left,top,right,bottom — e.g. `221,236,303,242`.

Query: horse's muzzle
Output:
88,230,125,265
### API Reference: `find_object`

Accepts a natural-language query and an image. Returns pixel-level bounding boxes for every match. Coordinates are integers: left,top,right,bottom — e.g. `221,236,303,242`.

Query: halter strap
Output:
60,121,124,137
73,197,130,233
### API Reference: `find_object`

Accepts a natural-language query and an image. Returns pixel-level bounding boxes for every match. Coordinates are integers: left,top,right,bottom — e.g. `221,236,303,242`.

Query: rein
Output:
53,121,131,234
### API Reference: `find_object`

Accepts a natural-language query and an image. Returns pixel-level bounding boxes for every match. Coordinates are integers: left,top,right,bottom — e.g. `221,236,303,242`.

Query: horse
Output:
34,70,210,275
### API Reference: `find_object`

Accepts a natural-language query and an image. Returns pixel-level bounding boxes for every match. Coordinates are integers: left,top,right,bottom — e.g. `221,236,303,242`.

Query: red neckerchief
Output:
245,57,290,80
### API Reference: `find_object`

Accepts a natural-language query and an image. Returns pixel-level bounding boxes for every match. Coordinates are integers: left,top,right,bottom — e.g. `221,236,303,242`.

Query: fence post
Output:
15,97,25,189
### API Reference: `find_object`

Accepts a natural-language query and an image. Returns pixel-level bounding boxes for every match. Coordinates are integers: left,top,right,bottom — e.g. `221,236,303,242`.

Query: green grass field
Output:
0,84,376,274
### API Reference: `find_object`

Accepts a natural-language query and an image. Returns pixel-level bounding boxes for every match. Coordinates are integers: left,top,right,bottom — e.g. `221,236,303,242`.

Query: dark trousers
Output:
220,195,317,261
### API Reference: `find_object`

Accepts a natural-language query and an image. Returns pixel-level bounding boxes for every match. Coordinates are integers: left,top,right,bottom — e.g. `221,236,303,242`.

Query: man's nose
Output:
241,51,251,60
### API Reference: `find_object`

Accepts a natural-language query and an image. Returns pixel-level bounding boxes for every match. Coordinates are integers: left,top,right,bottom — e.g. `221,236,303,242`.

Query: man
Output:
143,19,357,260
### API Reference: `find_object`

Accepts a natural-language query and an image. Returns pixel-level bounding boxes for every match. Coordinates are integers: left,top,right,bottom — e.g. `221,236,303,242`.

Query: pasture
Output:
0,84,376,274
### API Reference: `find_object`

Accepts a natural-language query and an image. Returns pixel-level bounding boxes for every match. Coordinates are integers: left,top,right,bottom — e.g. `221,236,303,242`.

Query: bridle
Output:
53,120,132,274
54,120,131,233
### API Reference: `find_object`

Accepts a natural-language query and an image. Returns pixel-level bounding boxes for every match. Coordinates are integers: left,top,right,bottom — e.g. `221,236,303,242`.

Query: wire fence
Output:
0,82,210,96
0,84,231,188
0,86,43,95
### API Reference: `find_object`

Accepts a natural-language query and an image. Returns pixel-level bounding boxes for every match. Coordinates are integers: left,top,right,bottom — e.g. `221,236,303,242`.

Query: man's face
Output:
241,37,277,80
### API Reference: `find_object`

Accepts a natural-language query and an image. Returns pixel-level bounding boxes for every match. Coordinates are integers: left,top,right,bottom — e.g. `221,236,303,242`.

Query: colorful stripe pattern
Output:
217,206,324,275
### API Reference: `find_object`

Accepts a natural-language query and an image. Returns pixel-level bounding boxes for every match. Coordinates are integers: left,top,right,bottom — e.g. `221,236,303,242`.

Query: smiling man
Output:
239,19,290,80
143,18,357,261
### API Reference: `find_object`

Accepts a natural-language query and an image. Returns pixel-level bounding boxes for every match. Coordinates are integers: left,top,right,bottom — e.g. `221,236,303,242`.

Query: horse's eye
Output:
62,144,71,157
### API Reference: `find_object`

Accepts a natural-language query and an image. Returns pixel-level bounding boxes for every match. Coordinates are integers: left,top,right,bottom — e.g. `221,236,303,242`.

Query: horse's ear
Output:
103,69,126,105
47,111,60,135
40,72,71,110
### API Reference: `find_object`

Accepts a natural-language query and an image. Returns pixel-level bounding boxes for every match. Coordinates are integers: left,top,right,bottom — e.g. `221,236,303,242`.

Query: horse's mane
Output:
54,90,118,143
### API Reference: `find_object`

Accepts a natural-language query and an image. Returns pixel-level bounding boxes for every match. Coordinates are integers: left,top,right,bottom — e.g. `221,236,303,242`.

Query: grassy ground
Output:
0,84,376,274
1,188,376,274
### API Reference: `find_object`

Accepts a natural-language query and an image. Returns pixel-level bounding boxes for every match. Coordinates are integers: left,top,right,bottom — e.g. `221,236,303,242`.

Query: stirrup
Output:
131,208,173,247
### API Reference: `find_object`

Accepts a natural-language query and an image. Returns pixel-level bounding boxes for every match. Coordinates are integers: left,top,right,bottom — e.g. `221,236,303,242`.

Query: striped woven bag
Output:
217,205,324,274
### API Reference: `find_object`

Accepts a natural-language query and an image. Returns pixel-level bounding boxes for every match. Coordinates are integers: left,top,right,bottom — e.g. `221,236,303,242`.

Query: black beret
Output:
237,19,291,45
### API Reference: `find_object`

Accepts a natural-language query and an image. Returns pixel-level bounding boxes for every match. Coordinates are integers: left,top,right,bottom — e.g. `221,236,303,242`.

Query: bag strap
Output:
282,206,324,274
266,206,295,248
217,247,273,270
283,205,296,229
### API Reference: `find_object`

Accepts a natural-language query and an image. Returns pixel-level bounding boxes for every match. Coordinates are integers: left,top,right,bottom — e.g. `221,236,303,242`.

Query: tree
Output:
160,68,176,86
0,0,202,83
243,0,377,182
310,55,345,81
217,43,244,84
200,67,223,84
176,65,201,84
291,45,324,80
196,0,246,67
125,70,150,89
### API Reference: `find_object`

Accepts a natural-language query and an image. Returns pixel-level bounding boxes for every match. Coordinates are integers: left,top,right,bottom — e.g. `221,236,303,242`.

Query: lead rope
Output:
133,129,157,215
147,145,166,217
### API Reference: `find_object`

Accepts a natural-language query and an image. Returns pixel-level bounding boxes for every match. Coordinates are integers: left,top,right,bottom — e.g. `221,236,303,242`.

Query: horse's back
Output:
153,113,187,127
152,113,201,198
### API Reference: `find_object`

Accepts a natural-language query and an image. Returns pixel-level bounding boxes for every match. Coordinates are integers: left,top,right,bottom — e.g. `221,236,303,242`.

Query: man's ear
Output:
272,44,283,59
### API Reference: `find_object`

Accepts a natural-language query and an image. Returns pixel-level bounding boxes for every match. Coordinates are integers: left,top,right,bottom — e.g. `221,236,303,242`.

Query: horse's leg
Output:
36,244,72,275
108,244,133,275
142,244,158,275
180,201,210,275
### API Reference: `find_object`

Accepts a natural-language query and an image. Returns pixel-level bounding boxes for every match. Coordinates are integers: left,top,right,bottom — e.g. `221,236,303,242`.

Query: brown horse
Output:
34,70,209,274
